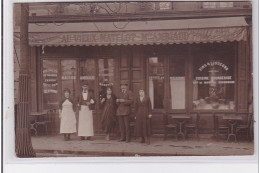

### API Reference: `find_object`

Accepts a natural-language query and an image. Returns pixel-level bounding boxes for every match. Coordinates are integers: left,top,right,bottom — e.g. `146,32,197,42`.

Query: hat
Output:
120,81,128,86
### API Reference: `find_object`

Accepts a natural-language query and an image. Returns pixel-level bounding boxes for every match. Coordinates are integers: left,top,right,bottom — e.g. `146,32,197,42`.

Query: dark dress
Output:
100,94,117,133
134,97,152,137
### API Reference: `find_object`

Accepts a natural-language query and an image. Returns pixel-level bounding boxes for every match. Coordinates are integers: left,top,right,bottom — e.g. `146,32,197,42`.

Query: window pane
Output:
61,60,77,98
148,57,164,109
169,57,185,109
79,59,96,94
98,58,114,99
193,49,235,110
42,60,58,109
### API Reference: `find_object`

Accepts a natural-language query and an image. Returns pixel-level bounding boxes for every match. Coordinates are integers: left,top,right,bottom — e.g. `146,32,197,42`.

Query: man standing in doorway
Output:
116,82,133,143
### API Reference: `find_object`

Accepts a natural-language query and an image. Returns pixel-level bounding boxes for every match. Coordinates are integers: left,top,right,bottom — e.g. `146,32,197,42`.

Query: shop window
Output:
42,60,59,109
169,56,185,109
61,60,77,98
98,58,115,99
79,59,96,94
193,52,235,110
148,57,164,109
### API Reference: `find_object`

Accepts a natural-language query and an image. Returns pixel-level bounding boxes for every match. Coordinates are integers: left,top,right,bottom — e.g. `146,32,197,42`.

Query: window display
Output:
193,53,235,110
42,60,59,109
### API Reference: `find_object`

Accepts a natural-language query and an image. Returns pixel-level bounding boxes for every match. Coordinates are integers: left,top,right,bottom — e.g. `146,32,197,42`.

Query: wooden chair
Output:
184,112,200,140
214,113,229,141
163,113,177,140
236,113,253,141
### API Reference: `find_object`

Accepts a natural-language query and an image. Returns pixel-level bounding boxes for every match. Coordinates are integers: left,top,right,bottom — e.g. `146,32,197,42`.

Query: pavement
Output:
31,134,254,157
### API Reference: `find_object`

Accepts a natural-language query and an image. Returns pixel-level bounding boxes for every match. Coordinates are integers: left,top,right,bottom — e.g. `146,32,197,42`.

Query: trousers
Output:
118,115,130,142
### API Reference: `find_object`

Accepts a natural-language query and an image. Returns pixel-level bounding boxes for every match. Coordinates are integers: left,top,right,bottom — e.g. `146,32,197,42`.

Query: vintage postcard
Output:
6,0,257,166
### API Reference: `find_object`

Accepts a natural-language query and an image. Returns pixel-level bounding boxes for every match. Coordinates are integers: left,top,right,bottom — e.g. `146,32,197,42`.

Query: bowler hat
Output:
120,81,128,86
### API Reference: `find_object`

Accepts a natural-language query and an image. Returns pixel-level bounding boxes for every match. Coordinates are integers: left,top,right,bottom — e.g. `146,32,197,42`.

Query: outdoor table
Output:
171,115,191,140
29,111,48,136
223,115,243,142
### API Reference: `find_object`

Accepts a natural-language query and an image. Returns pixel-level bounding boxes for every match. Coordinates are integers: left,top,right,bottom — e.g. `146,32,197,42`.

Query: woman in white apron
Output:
77,83,95,140
59,88,77,141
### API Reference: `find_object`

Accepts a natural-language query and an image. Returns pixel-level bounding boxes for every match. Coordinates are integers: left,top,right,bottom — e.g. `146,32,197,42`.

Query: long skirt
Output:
78,105,94,137
60,105,77,134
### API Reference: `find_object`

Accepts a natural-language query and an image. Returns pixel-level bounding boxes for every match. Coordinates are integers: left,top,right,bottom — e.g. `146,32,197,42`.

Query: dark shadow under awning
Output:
19,17,248,47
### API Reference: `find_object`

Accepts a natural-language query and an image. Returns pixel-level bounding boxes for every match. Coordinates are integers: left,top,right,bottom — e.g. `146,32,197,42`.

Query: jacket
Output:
77,90,96,110
116,90,133,116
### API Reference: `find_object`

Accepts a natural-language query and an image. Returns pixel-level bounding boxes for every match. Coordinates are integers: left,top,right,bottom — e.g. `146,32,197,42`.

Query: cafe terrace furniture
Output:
235,113,253,142
29,110,50,136
223,114,243,142
184,112,200,140
170,114,191,140
163,113,177,140
214,113,230,141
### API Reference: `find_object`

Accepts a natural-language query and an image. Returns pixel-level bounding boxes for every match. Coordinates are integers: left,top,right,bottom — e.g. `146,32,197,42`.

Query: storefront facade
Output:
13,2,252,134
17,16,250,134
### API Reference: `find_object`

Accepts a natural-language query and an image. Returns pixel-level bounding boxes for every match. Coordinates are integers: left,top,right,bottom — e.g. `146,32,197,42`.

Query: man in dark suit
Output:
116,82,133,143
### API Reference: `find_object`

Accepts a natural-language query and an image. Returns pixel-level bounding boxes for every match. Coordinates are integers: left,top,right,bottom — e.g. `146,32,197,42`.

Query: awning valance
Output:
22,17,248,46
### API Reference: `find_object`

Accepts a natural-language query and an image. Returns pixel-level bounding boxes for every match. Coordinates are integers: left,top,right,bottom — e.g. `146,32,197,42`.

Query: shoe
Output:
87,137,94,141
140,137,145,143
118,139,126,142
106,134,110,141
145,137,150,145
125,140,130,143
80,137,85,141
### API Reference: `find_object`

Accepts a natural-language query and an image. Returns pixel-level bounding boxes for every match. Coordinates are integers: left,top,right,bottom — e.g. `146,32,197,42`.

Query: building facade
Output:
13,2,253,134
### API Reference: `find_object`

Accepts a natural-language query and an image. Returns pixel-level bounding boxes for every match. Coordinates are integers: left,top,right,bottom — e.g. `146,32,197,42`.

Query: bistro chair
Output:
29,115,38,136
35,110,54,135
184,112,200,140
163,113,177,140
236,113,253,142
214,113,229,141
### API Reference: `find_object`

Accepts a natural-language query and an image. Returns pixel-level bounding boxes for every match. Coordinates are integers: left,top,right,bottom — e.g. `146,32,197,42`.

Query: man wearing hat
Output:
77,83,95,140
116,81,133,143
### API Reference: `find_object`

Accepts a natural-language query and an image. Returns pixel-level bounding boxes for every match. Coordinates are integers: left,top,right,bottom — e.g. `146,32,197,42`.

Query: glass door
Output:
98,58,115,100
61,60,77,98
148,57,165,110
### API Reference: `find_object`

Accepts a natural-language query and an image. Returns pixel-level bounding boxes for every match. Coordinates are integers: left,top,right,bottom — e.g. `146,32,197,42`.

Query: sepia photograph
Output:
9,0,255,160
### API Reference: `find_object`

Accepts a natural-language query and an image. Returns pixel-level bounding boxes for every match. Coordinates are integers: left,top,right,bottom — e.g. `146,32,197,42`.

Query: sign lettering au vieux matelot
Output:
28,27,246,46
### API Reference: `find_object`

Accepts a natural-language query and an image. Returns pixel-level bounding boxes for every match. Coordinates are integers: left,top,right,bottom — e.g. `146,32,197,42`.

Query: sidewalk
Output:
31,134,254,157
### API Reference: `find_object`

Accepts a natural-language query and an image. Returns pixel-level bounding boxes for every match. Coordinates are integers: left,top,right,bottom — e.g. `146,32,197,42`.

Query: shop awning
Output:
23,17,248,46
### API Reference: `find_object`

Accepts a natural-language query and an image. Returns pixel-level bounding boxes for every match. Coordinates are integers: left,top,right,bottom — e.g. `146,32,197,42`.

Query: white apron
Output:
60,99,77,134
78,105,94,136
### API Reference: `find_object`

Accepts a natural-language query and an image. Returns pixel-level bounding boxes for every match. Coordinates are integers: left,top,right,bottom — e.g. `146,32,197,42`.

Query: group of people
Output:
59,82,152,145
